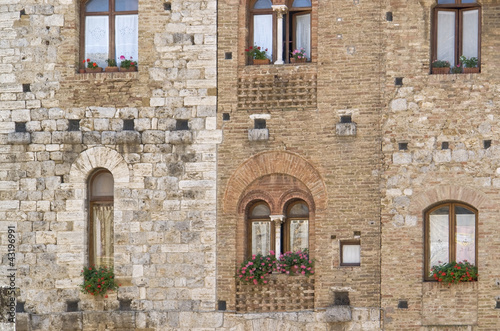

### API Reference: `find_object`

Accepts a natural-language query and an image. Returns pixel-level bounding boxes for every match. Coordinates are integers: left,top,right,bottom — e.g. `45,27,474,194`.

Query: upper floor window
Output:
284,200,309,252
432,0,480,68
249,0,311,63
89,169,114,267
424,202,477,280
247,201,273,256
82,0,138,68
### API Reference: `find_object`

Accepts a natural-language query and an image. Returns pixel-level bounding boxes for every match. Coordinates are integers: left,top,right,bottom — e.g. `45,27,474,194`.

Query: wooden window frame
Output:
246,201,274,257
248,0,312,64
80,0,138,65
340,240,361,267
424,202,478,281
431,1,481,69
283,200,309,253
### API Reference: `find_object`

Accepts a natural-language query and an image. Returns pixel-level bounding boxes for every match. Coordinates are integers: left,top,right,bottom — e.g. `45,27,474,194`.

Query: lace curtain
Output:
461,10,478,59
85,16,109,67
252,221,271,255
295,14,311,60
290,219,308,252
253,15,273,60
436,11,456,64
92,205,114,267
429,214,449,269
343,244,360,264
115,14,139,66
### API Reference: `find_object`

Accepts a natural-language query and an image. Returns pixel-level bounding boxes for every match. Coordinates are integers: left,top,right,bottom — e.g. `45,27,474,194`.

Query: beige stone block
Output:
0,200,18,210
36,231,56,244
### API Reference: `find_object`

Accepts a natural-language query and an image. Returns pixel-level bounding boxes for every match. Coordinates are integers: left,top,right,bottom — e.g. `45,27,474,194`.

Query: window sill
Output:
74,70,139,80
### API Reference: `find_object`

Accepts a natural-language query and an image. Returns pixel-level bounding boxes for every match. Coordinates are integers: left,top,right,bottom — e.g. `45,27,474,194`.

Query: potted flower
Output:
451,63,462,74
105,58,119,72
431,59,450,74
290,48,307,63
119,55,138,71
79,266,120,297
236,252,278,285
278,250,315,276
459,55,479,74
245,45,270,65
430,260,478,284
84,59,102,73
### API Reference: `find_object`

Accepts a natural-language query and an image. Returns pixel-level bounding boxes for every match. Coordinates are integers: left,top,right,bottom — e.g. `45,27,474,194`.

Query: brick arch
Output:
224,151,326,213
69,146,130,184
278,189,315,214
409,185,488,215
238,190,276,214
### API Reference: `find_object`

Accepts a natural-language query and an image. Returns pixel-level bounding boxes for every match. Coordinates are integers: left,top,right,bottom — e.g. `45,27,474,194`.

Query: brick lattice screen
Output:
237,73,317,111
235,274,314,312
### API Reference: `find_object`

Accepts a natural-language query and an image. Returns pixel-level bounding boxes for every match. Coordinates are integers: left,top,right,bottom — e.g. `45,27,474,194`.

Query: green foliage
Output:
291,48,307,60
105,58,117,67
459,55,478,68
451,65,463,74
431,60,450,68
430,261,478,284
278,250,315,276
84,59,99,69
80,266,120,297
119,55,137,69
245,45,268,60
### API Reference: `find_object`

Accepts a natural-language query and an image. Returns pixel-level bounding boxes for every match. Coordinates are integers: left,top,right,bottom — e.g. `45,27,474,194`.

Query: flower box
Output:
463,67,479,74
105,67,119,72
85,67,103,73
290,58,306,63
432,67,450,74
252,59,270,65
120,66,137,72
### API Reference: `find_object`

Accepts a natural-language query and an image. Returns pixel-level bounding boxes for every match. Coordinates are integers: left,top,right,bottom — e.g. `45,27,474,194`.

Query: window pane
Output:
437,0,456,3
290,219,308,252
462,9,479,59
292,0,311,7
437,11,456,65
92,204,114,267
86,0,109,12
455,206,475,264
461,0,476,3
92,172,114,197
254,0,272,9
343,244,360,264
252,221,271,255
116,0,138,11
85,16,109,67
250,203,270,218
429,207,450,269
288,202,308,217
253,15,273,60
115,15,139,66
295,13,311,61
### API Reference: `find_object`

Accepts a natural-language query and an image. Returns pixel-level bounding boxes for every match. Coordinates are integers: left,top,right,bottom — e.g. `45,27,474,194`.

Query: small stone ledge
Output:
336,122,356,136
7,132,30,144
324,306,352,322
248,128,269,141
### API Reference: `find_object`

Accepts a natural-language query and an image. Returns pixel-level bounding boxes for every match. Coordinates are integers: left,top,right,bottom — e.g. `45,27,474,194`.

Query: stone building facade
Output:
0,0,499,330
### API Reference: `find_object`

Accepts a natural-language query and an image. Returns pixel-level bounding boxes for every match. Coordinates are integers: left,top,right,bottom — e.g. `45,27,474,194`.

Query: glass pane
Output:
86,0,109,12
295,14,311,61
253,15,273,60
85,16,109,67
92,204,114,267
455,206,475,264
254,0,272,9
292,0,311,7
252,221,271,255
437,11,456,65
289,202,308,217
92,172,114,197
437,0,456,3
343,244,360,264
250,203,270,218
290,219,308,252
462,10,479,59
115,15,139,66
461,0,476,3
429,207,450,269
116,0,138,11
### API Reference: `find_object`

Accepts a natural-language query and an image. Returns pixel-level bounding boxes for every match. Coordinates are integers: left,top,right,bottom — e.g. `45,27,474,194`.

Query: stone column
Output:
270,215,285,254
272,5,288,65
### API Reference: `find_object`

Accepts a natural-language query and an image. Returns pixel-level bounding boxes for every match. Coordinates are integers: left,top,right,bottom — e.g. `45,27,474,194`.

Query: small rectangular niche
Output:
398,300,408,309
441,142,449,150
395,77,403,86
217,300,227,311
224,52,232,60
398,142,408,150
496,300,500,309
123,119,135,131
68,119,80,131
340,115,352,123
340,240,360,266
163,2,171,10
254,118,266,129
334,292,350,306
386,12,393,21
16,302,25,313
222,113,230,121
15,122,26,133
484,140,491,149
119,300,132,311
176,119,189,131
66,301,79,312
22,84,31,92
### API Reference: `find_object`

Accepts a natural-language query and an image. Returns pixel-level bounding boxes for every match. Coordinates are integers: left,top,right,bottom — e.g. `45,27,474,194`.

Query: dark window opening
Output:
223,113,230,121
398,300,408,309
254,118,266,129
68,119,80,131
398,142,408,150
176,119,189,131
15,122,26,133
334,292,350,306
22,84,31,92
123,119,135,131
340,115,352,123
441,142,449,150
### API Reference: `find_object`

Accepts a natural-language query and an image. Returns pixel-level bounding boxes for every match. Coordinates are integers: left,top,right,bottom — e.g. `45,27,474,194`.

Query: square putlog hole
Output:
123,119,135,131
176,119,189,131
334,292,350,306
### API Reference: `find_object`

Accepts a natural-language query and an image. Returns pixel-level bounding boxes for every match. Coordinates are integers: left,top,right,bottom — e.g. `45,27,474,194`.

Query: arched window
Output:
284,200,309,252
249,0,312,63
247,201,273,256
432,0,480,69
89,169,114,267
425,202,477,280
81,0,138,68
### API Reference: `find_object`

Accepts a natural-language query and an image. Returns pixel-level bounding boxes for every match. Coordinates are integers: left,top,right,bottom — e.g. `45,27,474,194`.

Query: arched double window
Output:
425,202,477,280
81,0,139,68
89,169,114,267
246,199,309,256
249,0,312,63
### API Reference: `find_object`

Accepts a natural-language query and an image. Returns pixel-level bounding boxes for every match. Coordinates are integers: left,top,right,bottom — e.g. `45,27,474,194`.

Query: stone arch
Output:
224,151,327,213
69,146,130,184
409,185,488,215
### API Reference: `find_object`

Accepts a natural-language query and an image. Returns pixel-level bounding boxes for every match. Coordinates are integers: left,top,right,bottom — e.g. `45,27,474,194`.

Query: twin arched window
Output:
89,169,114,267
247,199,309,256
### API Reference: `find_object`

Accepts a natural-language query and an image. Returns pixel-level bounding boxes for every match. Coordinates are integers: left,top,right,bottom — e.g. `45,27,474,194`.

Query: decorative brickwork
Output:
235,274,314,312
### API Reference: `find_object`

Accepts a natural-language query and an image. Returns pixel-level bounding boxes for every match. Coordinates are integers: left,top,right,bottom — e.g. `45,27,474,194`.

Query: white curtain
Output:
252,221,271,255
295,14,311,60
462,10,479,59
290,219,308,252
253,15,273,60
93,205,114,267
115,15,139,66
85,16,109,67
437,11,456,65
456,213,475,264
429,214,449,268
343,244,360,264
